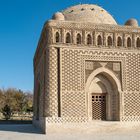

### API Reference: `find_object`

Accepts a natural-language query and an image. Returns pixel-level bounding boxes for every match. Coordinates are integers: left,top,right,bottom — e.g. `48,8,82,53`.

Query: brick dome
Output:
125,18,139,27
62,4,117,25
52,12,65,20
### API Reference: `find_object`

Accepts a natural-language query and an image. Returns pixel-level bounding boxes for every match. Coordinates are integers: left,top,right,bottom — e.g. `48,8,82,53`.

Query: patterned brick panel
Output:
39,84,44,117
122,116,140,121
60,47,140,121
61,49,81,91
126,53,140,91
124,92,140,117
61,91,86,117
46,117,87,123
34,55,45,118
60,48,126,120
61,48,126,91
45,47,58,117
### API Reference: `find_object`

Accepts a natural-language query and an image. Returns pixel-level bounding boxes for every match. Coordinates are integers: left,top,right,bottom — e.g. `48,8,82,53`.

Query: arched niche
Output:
87,34,92,45
97,35,102,46
117,36,122,47
76,33,82,44
107,36,113,46
66,32,71,43
55,32,60,43
85,67,122,121
127,37,132,48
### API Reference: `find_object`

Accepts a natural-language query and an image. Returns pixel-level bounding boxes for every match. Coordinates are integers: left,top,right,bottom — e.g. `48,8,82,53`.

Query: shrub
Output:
1,105,12,120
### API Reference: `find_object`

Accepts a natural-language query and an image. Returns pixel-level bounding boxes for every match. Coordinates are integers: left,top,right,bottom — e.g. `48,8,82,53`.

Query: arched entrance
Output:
85,67,122,121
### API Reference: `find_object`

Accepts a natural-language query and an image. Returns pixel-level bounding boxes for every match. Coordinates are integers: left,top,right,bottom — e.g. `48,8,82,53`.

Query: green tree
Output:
0,88,33,120
24,93,33,113
14,90,26,112
0,89,4,111
4,88,16,111
1,104,12,120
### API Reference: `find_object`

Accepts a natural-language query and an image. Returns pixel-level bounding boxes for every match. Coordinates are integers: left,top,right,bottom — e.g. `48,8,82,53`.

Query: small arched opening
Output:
136,38,140,48
127,37,132,48
87,34,92,45
55,32,60,43
117,37,122,47
107,36,113,46
77,33,82,44
66,32,71,43
97,35,102,46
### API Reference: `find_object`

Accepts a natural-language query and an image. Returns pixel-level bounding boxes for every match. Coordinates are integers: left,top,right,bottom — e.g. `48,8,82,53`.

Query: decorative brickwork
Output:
61,91,86,117
124,91,140,118
80,50,126,91
45,47,58,117
61,49,81,91
126,53,140,91
60,47,140,122
46,117,87,123
33,4,140,132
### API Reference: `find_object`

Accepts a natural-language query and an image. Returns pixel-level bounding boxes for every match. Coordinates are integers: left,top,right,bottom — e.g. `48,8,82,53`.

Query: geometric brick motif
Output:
61,48,81,91
33,4,140,129
124,91,140,117
60,49,140,121
35,44,140,124
85,61,94,70
45,47,58,117
46,117,87,123
126,53,140,91
61,91,86,117
85,61,121,83
60,48,126,121
113,63,121,71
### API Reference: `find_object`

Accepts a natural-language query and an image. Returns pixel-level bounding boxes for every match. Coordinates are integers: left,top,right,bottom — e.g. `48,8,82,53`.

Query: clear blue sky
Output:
0,0,140,92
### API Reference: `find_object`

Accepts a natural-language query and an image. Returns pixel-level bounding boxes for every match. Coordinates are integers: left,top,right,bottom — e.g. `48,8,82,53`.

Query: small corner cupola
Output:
52,12,65,21
125,18,139,27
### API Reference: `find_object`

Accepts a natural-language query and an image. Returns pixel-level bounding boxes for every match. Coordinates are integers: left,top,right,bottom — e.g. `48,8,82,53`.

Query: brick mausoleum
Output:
33,4,140,133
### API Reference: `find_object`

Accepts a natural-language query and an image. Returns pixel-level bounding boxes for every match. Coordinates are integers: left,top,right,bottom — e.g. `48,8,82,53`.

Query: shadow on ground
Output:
0,120,32,124
0,123,43,134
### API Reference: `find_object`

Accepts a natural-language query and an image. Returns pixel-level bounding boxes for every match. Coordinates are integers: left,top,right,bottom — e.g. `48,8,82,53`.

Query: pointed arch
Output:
107,36,113,46
127,37,132,47
66,32,71,43
55,32,60,43
85,67,122,92
87,34,92,45
136,37,140,48
97,35,102,46
117,36,122,47
85,67,122,121
76,33,82,44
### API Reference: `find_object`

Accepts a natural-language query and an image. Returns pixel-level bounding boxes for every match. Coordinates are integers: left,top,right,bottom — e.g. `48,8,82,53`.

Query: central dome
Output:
62,4,117,25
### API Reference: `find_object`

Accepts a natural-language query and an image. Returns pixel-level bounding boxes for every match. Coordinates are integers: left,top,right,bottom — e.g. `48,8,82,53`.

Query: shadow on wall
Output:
0,123,43,134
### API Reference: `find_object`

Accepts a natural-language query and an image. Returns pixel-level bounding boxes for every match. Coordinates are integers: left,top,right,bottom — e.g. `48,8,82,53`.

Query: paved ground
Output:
1,122,140,140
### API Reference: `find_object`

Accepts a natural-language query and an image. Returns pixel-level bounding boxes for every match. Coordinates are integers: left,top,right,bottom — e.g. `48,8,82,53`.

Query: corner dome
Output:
52,12,65,20
61,4,117,25
125,18,139,27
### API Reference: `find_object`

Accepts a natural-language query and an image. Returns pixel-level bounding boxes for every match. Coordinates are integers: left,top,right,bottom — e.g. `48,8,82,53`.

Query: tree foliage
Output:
0,88,33,119
1,104,12,120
